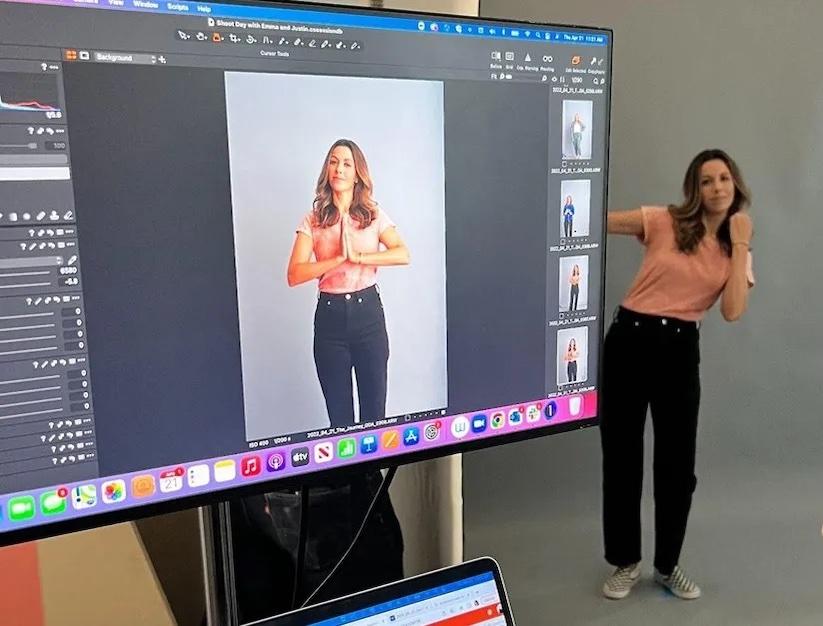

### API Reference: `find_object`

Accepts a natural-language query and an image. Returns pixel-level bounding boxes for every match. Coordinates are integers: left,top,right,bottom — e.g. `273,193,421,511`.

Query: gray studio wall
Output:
465,0,823,596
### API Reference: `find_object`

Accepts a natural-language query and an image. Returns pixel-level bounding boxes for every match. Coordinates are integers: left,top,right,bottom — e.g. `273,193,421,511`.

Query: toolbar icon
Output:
41,490,68,515
314,442,334,463
72,484,97,509
188,464,210,487
102,479,126,503
131,474,156,498
338,438,356,459
381,430,400,450
9,496,36,521
159,468,184,493
241,455,262,477
214,459,236,482
403,427,420,446
291,447,310,467
360,435,378,454
266,451,286,472
569,394,583,416
451,416,469,439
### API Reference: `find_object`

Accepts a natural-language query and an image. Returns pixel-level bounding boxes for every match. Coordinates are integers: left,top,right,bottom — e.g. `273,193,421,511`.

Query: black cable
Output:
291,485,311,609
299,466,398,609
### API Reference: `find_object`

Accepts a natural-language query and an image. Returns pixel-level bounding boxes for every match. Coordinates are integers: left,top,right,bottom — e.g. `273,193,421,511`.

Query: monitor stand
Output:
200,468,404,626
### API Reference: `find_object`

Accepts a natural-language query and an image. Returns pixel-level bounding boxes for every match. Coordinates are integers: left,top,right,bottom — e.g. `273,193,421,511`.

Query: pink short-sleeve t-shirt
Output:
622,206,754,322
297,208,396,294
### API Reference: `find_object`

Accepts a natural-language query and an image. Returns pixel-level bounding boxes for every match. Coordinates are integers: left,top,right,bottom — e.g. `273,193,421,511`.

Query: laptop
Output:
251,557,516,625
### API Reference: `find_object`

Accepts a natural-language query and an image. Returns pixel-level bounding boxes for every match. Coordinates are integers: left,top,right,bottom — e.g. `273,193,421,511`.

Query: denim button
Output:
345,294,351,300
358,298,363,303
662,318,668,326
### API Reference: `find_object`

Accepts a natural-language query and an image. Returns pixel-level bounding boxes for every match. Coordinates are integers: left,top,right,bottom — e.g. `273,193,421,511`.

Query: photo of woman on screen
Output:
569,264,581,311
287,138,410,427
563,195,575,238
565,338,579,383
572,112,586,158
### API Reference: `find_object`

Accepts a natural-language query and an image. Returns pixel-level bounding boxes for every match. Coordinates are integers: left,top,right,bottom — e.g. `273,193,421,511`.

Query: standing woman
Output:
563,195,576,238
569,264,581,312
564,338,579,383
571,112,586,158
600,149,754,601
287,138,410,427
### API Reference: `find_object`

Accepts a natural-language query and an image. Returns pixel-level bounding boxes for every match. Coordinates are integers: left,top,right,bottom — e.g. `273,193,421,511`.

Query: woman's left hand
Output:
730,212,753,245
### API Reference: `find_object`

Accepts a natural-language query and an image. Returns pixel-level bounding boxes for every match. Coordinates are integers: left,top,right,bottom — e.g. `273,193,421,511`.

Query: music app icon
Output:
241,455,262,478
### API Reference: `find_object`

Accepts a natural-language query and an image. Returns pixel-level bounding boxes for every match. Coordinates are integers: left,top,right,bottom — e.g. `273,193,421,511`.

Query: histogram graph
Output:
0,72,61,115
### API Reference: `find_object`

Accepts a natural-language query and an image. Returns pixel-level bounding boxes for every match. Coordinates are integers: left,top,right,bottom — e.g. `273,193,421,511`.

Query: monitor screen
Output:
0,0,611,544
260,557,514,626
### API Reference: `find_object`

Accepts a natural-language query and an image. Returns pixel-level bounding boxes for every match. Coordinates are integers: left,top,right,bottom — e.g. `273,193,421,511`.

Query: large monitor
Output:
0,0,611,545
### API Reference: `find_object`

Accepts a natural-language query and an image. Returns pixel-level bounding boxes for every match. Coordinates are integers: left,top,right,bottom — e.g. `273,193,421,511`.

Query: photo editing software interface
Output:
0,0,611,539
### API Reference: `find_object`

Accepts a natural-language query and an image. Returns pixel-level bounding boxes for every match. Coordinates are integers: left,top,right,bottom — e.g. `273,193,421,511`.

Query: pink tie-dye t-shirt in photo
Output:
297,208,396,294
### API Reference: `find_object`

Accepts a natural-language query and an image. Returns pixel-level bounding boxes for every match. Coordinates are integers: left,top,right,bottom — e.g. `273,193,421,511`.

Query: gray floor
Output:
463,431,823,626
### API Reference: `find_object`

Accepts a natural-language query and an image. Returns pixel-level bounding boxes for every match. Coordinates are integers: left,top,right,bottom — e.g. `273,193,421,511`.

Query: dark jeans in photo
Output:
314,285,389,427
600,306,701,575
570,283,579,311
564,218,573,238
567,360,578,382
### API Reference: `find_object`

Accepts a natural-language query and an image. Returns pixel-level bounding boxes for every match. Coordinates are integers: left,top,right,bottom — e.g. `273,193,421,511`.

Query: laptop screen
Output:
313,573,504,626
258,559,514,626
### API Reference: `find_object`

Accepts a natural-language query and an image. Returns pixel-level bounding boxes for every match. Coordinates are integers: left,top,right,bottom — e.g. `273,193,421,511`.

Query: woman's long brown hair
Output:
312,139,378,230
669,149,751,255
